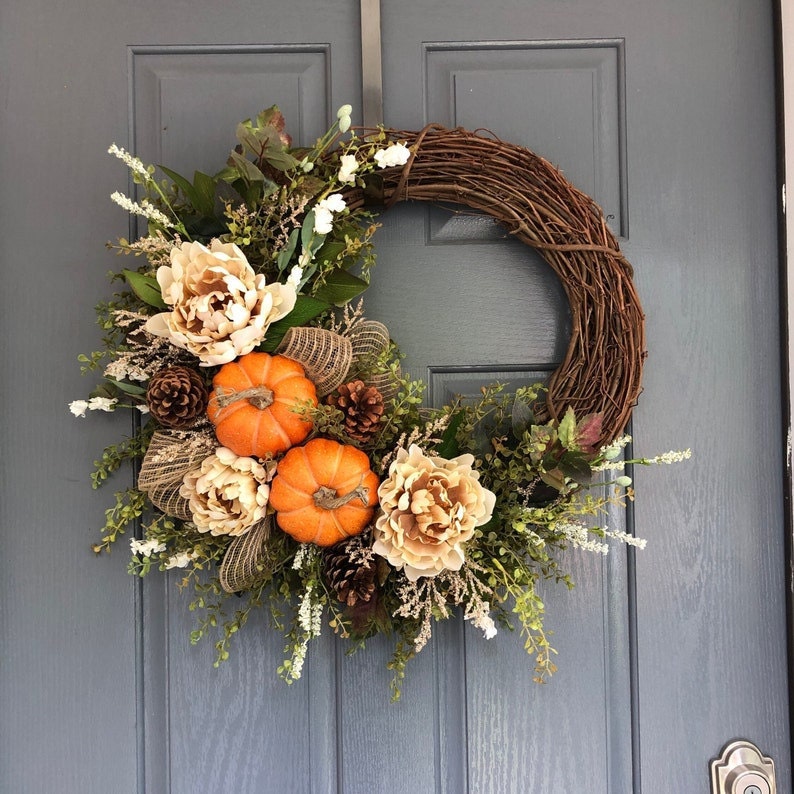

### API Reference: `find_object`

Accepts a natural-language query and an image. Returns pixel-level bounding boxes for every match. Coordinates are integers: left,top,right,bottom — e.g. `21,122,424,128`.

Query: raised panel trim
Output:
422,39,628,241
127,43,334,794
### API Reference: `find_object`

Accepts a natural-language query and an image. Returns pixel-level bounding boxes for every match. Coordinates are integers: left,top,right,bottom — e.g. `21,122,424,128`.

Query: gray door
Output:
1,0,789,792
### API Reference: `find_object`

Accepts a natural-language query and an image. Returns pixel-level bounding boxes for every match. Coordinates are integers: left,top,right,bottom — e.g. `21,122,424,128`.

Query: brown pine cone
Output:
323,535,377,608
326,380,384,443
146,366,209,429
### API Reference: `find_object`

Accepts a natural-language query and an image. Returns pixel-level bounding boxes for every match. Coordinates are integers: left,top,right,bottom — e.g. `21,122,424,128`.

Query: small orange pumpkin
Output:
207,352,317,458
269,438,380,546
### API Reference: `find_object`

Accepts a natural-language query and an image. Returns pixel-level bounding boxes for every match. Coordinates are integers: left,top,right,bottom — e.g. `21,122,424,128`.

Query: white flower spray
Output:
284,545,323,682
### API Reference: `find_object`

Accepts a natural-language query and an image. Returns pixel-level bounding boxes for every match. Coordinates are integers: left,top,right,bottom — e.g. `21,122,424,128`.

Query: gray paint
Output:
0,0,789,791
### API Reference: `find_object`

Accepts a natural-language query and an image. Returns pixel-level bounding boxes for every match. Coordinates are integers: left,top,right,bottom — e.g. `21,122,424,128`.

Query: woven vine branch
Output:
340,125,646,444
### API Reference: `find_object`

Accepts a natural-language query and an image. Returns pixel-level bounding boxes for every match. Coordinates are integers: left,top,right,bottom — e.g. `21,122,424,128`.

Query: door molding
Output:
777,0,794,773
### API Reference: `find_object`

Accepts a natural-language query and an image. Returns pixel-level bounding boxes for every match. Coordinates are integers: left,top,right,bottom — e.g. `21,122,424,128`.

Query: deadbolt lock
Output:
710,740,776,794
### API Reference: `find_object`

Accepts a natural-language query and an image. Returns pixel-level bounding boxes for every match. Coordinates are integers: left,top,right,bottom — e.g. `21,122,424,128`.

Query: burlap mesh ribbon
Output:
219,515,273,593
276,326,353,397
348,320,400,404
138,429,217,520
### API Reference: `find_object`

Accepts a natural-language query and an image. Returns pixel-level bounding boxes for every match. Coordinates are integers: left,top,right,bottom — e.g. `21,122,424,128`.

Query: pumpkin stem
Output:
313,484,370,510
212,385,274,411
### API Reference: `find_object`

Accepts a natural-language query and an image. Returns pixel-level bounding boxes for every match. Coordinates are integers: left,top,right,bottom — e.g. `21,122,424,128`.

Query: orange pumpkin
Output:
207,352,317,458
269,438,380,546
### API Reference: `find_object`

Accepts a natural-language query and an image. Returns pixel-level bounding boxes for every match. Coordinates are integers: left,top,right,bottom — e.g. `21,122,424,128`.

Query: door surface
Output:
1,0,789,792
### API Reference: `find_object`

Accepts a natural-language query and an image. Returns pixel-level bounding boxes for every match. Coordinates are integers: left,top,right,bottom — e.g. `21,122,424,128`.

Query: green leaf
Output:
191,171,219,217
276,228,300,274
105,378,147,396
511,394,535,440
301,211,318,252
558,453,593,484
89,382,118,400
228,150,266,184
434,412,464,459
258,296,330,352
313,269,369,306
539,468,566,493
158,164,201,209
262,148,300,172
122,269,166,309
557,407,577,450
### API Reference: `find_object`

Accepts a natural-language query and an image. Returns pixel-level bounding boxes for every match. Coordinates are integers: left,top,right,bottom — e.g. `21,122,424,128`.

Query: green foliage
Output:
92,489,147,554
91,423,154,489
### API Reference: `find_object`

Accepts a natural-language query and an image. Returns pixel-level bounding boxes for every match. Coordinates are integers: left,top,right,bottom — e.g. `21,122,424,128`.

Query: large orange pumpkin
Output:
269,438,380,546
207,352,317,458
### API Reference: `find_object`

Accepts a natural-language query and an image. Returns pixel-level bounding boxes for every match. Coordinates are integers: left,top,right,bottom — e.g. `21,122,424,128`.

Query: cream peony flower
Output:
145,240,296,367
180,446,271,537
373,444,496,581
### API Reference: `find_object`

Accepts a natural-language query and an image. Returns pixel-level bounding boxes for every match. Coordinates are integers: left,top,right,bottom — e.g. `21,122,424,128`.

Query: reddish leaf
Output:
575,412,604,453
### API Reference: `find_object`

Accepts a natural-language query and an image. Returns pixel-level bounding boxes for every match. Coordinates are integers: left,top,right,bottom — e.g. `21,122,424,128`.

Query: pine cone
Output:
324,535,377,608
326,380,384,443
146,366,209,429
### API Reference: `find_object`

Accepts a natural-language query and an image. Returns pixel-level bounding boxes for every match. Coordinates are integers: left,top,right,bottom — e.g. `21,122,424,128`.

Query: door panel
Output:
0,0,789,792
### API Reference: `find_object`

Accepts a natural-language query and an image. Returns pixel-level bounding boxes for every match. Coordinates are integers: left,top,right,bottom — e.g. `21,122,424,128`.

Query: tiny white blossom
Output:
313,194,346,234
69,400,89,417
286,265,303,290
110,191,173,227
337,153,358,184
292,543,310,570
481,615,497,640
297,248,313,269
87,396,118,412
313,205,334,235
108,144,150,178
604,529,647,550
373,142,411,169
465,601,498,639
165,550,198,569
130,538,166,557
649,449,692,465
319,193,346,213
297,583,315,633
136,404,150,414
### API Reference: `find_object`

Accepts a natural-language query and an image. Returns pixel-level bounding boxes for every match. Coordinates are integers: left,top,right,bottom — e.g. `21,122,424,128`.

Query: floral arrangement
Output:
72,105,690,698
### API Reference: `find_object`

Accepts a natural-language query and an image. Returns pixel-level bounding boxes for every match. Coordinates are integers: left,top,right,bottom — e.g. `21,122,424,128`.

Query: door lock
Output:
710,740,776,794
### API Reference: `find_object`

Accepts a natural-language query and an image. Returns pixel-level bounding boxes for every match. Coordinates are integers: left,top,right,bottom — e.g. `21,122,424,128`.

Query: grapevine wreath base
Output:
72,105,688,698
343,123,646,442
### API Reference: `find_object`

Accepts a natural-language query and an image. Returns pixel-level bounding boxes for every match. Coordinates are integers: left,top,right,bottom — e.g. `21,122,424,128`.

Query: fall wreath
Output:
72,105,689,697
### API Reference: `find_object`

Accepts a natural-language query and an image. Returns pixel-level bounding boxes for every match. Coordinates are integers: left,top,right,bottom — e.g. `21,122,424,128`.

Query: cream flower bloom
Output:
373,444,496,581
145,240,296,367
312,194,346,235
337,154,358,184
373,142,411,169
180,447,271,537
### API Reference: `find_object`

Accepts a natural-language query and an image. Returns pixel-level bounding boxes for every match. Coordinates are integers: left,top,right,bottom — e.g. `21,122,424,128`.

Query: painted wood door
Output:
1,0,789,791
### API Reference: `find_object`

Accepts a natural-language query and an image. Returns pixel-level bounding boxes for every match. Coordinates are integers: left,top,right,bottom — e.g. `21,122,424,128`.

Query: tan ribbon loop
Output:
348,319,400,404
219,515,274,593
276,326,353,397
137,429,217,521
